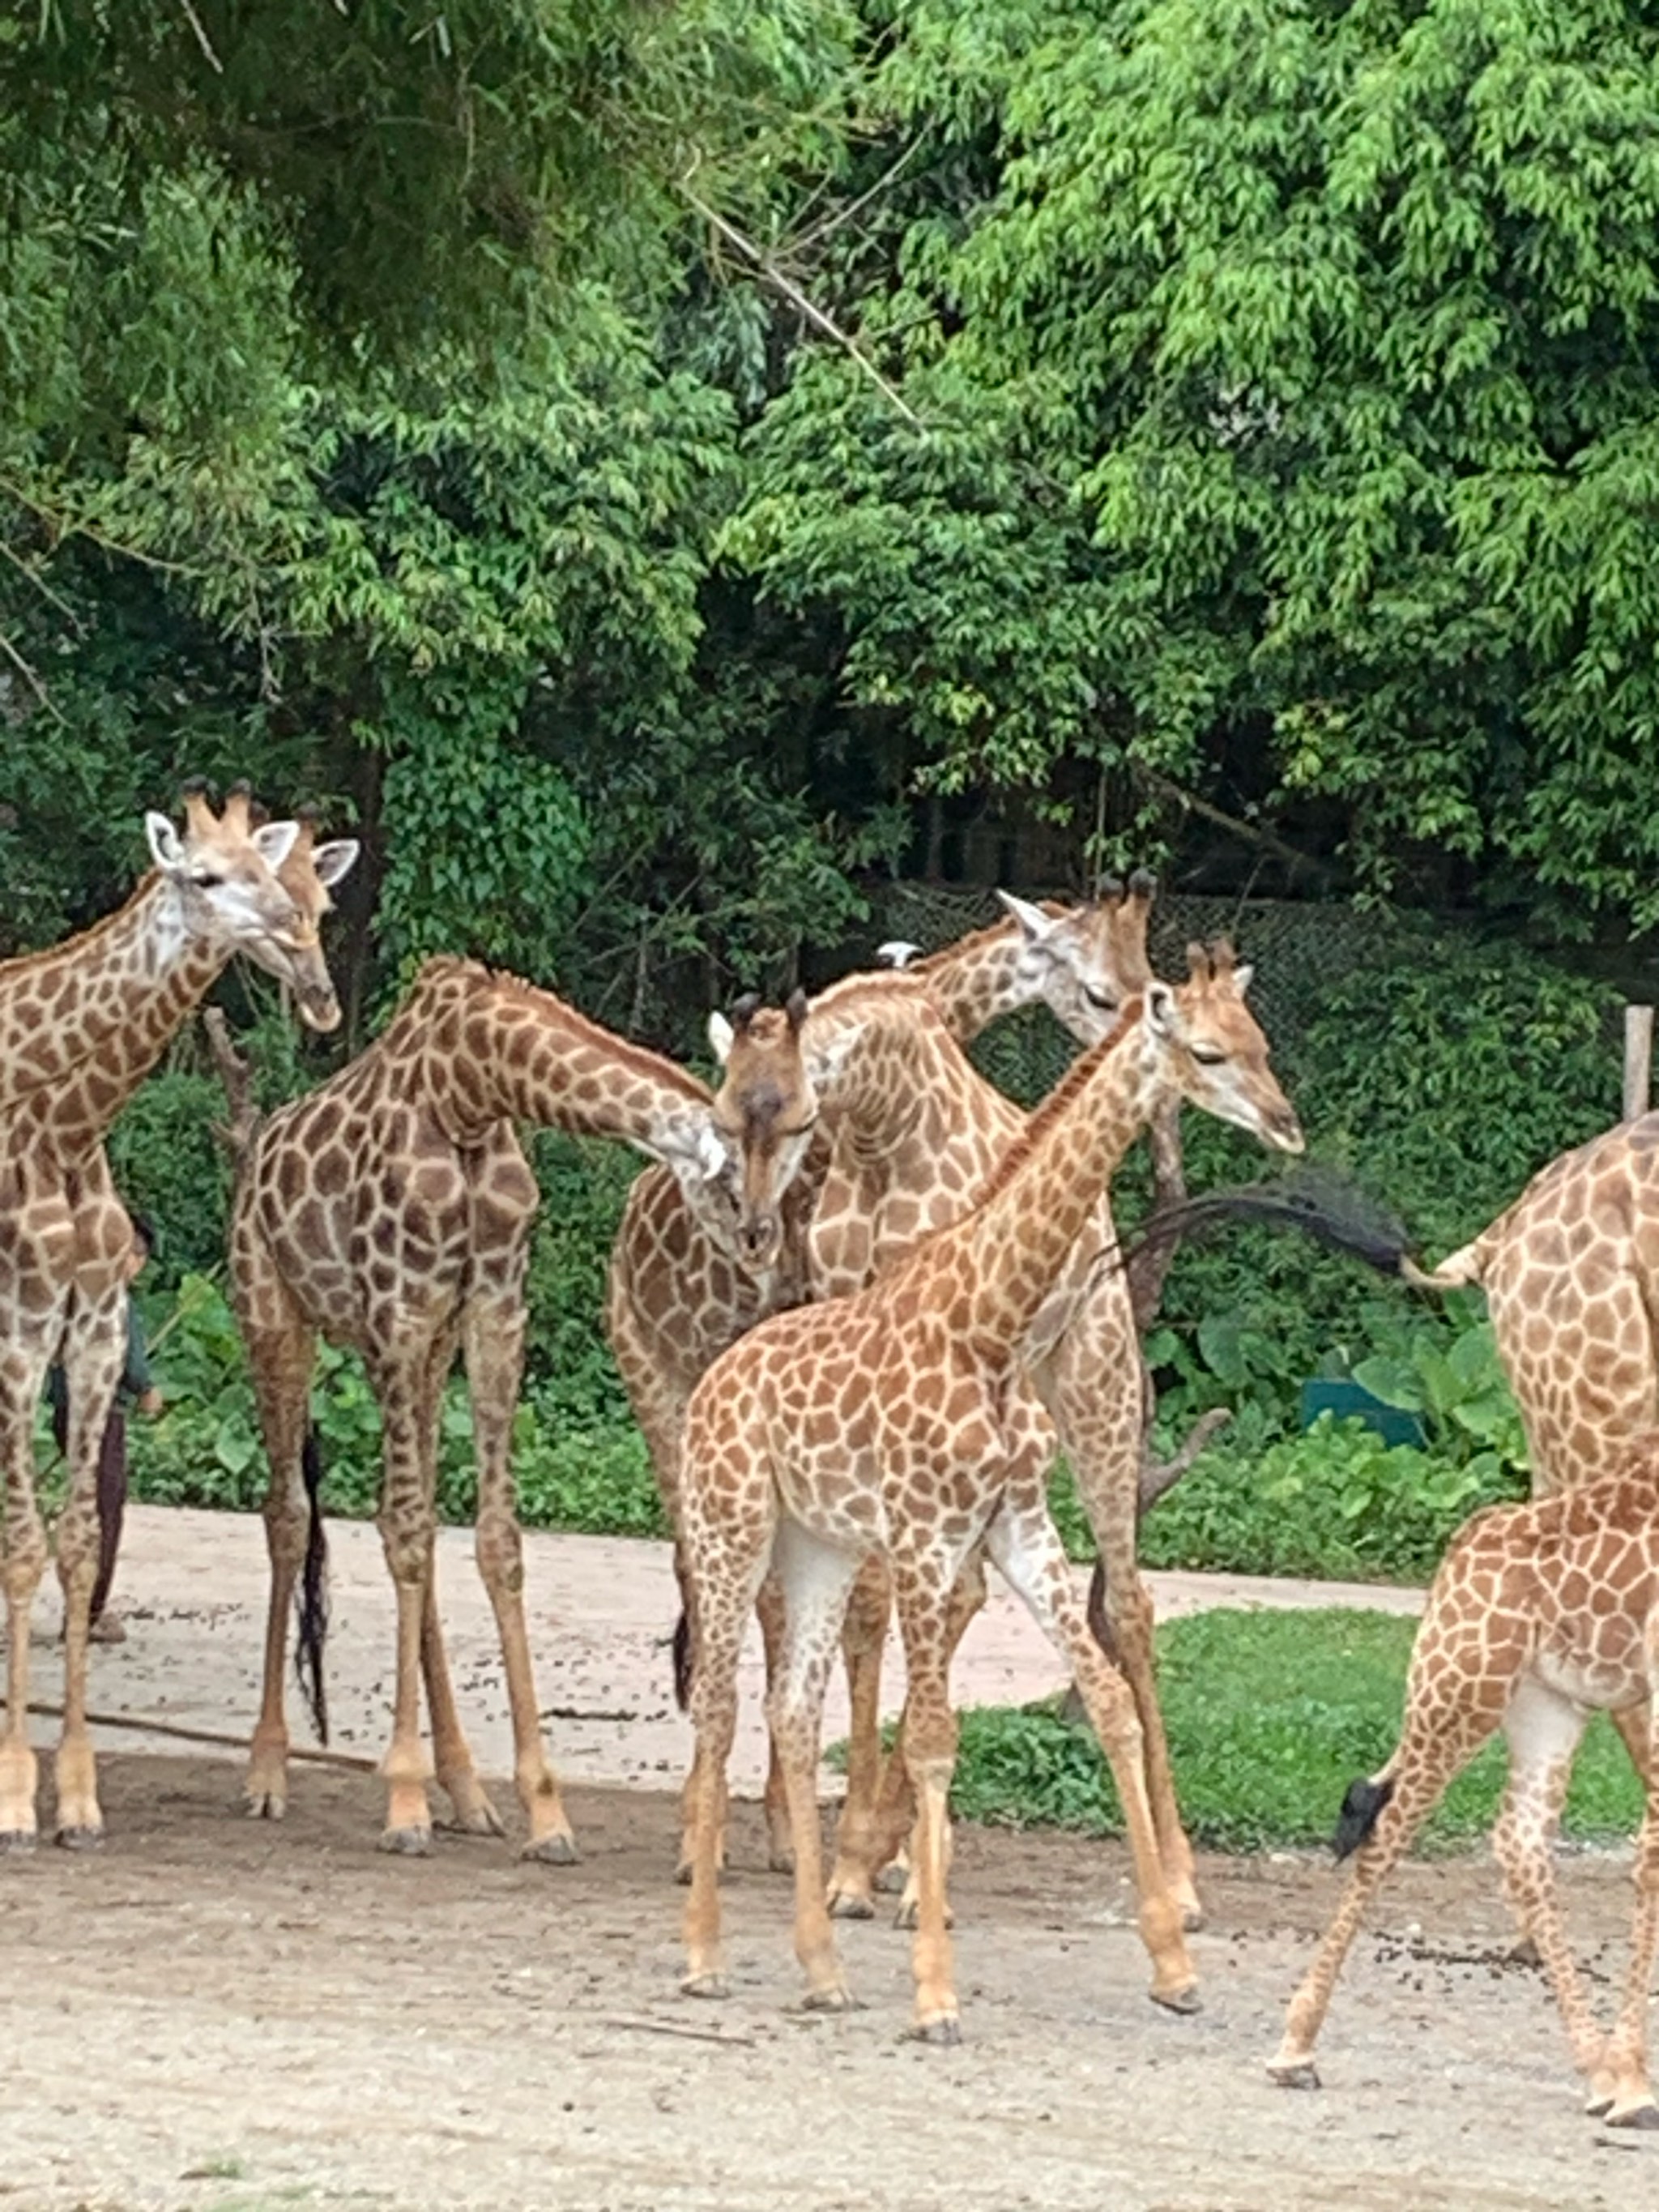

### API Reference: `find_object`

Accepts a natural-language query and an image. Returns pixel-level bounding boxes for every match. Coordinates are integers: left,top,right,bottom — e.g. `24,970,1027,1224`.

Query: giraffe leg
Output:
673,1539,727,1886
1610,1696,1654,1787
1267,1664,1503,2087
889,1567,967,2043
756,1569,794,1874
767,1520,863,2008
983,1495,1197,2012
889,1555,985,1929
241,1300,316,1821
1487,1680,1612,2111
463,1296,574,1861
680,1516,774,1999
0,1316,59,1850
825,1553,894,1917
369,1360,438,1852
1044,1306,1203,1926
1597,1770,1659,2129
52,1287,127,1845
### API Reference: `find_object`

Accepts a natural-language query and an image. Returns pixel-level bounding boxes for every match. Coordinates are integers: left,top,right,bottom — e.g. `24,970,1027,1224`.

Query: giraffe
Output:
732,941,1296,1928
0,784,354,1849
1357,1117,1659,1800
674,964,1302,2037
226,955,804,1857
606,886,1166,1881
1266,1436,1659,2127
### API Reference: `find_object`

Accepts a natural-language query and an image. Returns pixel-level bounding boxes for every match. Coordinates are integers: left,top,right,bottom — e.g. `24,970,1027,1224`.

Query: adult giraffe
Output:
221,957,812,1857
0,784,354,1848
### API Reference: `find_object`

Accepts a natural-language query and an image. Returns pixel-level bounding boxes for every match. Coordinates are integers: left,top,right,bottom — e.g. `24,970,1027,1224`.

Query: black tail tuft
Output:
1332,1773,1394,1860
672,1609,693,1712
1126,1165,1416,1279
295,1424,330,1746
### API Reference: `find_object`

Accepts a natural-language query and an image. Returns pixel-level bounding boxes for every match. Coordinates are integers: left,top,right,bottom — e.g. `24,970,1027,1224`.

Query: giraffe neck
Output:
807,979,1003,1151
904,920,1032,1044
932,1005,1162,1352
4,878,232,1162
0,873,220,1112
416,962,718,1165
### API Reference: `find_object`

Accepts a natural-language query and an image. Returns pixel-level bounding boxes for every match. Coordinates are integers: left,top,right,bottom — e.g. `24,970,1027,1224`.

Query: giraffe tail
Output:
1332,1772,1395,1860
295,1424,330,1746
1124,1167,1418,1279
1398,1239,1486,1291
672,1608,694,1712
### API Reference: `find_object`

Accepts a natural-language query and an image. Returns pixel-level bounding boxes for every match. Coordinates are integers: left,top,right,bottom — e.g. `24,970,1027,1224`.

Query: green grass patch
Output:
945,1608,1644,1853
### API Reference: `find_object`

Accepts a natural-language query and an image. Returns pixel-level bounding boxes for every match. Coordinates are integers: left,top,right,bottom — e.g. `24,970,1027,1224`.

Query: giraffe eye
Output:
1191,1044,1226,1066
1083,986,1115,1011
193,870,225,890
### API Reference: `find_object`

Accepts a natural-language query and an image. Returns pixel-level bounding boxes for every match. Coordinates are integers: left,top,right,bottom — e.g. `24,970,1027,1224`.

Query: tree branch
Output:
680,182,925,433
1137,767,1338,889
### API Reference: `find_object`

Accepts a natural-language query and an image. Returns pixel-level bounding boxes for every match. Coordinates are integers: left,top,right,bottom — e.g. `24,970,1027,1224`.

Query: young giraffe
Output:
730,940,1296,1928
0,784,354,1848
1267,1437,1659,2126
676,966,1301,2037
228,956,803,1857
1387,1122,1659,1796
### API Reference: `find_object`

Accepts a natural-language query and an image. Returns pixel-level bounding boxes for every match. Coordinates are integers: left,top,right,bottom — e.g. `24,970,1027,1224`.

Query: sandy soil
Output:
1,1763,1653,2212
2,1507,1651,2212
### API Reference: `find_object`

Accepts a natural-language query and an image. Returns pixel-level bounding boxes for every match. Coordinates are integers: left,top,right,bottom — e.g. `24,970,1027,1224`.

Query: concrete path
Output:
21,1504,1424,1792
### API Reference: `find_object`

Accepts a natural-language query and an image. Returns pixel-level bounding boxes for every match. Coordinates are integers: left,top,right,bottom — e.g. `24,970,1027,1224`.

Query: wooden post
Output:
1624,1004,1654,1121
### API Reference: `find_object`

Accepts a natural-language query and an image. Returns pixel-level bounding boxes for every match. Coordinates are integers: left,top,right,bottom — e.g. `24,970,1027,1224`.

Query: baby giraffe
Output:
1268,1442,1659,2126
676,954,1301,2039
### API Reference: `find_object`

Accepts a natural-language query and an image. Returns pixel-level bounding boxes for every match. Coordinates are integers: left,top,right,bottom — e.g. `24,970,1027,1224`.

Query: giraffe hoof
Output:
438,1802,506,1839
0,1828,37,1856
378,1825,433,1857
680,1971,729,2001
245,1791,287,1822
521,1831,579,1866
797,1985,859,2014
826,1886,876,1921
55,1823,104,1852
1267,2059,1321,2090
873,1862,907,1895
1606,2102,1659,2131
892,1897,953,1932
1179,1902,1207,1933
1151,1981,1202,2016
905,2014,962,2048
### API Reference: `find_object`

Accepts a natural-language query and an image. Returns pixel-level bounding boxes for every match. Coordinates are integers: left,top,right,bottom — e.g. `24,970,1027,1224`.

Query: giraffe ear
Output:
694,1121,731,1181
311,839,360,890
707,1010,736,1066
1233,960,1255,998
252,818,301,871
995,890,1057,946
876,939,921,969
1145,980,1182,1042
146,812,186,872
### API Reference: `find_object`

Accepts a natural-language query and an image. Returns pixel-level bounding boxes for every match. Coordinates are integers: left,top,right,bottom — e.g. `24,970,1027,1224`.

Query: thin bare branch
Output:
0,626,65,724
680,182,925,433
177,0,224,73
1137,767,1337,889
790,129,932,254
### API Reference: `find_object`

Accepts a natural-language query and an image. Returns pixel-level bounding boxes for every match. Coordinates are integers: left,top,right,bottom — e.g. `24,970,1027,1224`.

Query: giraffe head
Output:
145,782,354,1032
706,988,819,1267
263,805,360,1033
995,873,1157,1042
1147,939,1304,1153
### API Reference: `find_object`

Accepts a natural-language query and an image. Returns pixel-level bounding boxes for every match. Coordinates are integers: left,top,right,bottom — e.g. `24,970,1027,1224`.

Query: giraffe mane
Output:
962,997,1141,1210
403,954,714,1104
0,871,164,981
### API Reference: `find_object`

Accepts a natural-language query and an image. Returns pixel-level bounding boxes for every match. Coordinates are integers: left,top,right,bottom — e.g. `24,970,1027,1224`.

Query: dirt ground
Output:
2,1509,1653,2211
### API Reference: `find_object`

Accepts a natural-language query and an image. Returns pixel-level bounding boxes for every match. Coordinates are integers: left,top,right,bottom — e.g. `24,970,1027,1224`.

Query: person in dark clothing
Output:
47,1213,164,1645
